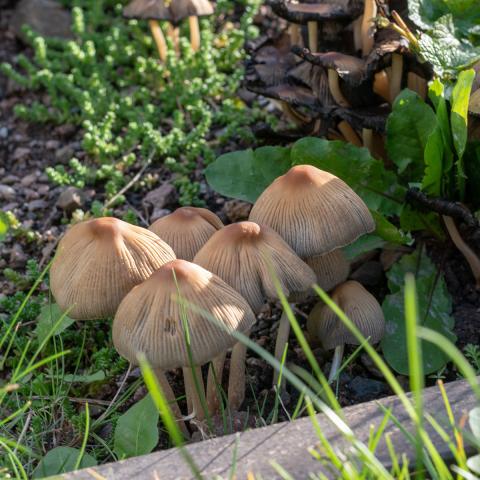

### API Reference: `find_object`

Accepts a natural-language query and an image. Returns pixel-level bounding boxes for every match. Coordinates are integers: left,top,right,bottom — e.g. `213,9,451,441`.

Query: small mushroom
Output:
194,222,315,409
389,53,403,102
360,0,377,56
50,217,176,320
113,259,255,424
250,165,374,377
308,280,385,382
149,207,223,261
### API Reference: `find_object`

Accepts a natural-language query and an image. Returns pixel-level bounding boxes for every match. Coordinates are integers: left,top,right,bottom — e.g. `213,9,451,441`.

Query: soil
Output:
1,0,480,447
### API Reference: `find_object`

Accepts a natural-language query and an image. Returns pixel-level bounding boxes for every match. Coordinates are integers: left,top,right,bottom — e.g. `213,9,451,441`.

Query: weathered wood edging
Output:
64,378,478,479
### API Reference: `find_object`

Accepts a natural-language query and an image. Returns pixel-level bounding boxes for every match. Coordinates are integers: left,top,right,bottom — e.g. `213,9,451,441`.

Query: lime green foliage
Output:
1,0,263,206
382,247,456,375
33,446,97,478
113,394,159,459
408,0,480,77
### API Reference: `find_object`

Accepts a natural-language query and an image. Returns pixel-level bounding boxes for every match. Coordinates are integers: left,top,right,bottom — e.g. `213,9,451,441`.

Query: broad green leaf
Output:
343,235,386,261
381,247,456,375
205,146,291,203
34,304,75,344
399,205,444,238
291,137,403,215
386,89,438,179
371,210,410,245
0,212,8,242
113,394,159,459
33,447,97,478
422,125,444,197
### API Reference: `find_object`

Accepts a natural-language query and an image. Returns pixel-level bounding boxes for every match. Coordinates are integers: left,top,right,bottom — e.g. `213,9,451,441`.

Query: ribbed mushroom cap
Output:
149,207,223,261
112,259,255,369
50,217,176,320
249,165,375,258
269,0,360,23
309,280,385,350
194,222,316,313
123,0,214,23
306,249,350,293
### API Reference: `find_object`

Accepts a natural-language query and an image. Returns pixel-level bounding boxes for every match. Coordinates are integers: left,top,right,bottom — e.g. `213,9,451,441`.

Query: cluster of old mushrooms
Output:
51,164,385,433
124,0,214,62
245,0,432,158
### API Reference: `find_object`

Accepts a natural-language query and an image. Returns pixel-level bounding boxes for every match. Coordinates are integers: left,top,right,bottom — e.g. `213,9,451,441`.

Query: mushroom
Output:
389,53,403,102
249,165,374,373
305,249,350,293
123,0,214,59
194,221,315,409
360,0,377,56
149,207,223,261
407,71,427,100
112,259,255,425
307,280,385,382
50,217,176,320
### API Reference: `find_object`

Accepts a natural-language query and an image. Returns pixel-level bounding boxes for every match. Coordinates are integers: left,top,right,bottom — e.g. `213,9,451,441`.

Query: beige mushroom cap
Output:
249,165,375,258
309,280,385,349
50,217,176,320
112,259,255,369
124,0,214,23
306,249,350,293
149,207,224,261
194,221,316,313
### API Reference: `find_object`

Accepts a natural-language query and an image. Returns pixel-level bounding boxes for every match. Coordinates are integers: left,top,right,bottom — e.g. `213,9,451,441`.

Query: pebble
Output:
55,144,75,164
27,199,48,211
0,184,15,201
45,140,61,150
143,183,176,210
12,147,30,161
21,173,37,187
23,188,40,200
3,175,19,185
38,185,50,195
222,199,252,223
56,186,86,212
0,127,8,139
9,244,27,268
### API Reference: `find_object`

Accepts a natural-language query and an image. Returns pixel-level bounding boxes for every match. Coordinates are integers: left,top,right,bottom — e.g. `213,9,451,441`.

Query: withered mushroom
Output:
149,207,223,261
308,280,385,382
249,165,374,374
113,259,255,423
50,217,175,320
194,221,315,409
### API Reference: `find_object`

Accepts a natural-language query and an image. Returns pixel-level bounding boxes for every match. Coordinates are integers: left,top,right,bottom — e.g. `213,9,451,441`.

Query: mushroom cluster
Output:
245,0,432,157
50,164,385,433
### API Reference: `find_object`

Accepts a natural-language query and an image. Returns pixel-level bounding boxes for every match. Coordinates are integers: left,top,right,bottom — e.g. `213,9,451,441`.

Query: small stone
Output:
222,199,252,223
28,199,48,211
45,140,61,150
0,127,8,139
349,261,383,286
2,175,19,185
24,188,40,201
348,376,388,402
12,0,73,42
55,144,75,164
38,185,50,195
21,173,37,187
143,183,176,210
56,186,86,212
12,147,30,161
151,208,171,223
0,184,15,201
9,244,27,269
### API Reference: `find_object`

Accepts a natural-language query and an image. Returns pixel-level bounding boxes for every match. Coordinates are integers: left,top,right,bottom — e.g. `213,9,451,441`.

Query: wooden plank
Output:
65,378,478,479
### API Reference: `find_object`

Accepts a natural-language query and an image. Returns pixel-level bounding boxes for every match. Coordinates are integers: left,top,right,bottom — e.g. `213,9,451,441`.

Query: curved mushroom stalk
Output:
328,69,350,107
407,72,427,100
189,15,201,51
389,53,403,103
443,216,480,287
206,351,226,414
148,19,168,62
272,306,293,388
361,0,377,56
308,21,318,52
327,344,345,383
362,128,373,151
167,23,180,55
338,120,362,146
183,365,206,421
289,23,301,46
228,340,248,411
373,70,390,102
153,368,190,437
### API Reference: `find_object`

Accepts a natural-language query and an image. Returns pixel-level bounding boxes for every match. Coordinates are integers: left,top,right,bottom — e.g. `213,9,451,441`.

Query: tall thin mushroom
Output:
194,222,315,410
249,165,375,378
113,260,255,427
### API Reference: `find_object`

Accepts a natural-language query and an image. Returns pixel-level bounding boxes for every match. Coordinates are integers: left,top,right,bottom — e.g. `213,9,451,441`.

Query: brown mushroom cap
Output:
309,280,385,350
249,165,375,258
112,259,255,369
50,217,176,320
149,207,224,261
306,249,350,293
123,0,214,24
194,221,316,313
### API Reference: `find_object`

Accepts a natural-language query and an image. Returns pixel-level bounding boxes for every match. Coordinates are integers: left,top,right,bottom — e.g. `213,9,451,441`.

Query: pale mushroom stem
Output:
183,366,206,421
362,128,373,151
167,23,180,55
373,70,390,102
280,101,309,125
206,351,226,414
189,16,201,52
443,216,480,287
273,306,293,387
328,344,345,383
153,368,190,438
361,0,377,56
407,72,427,100
308,21,318,52
338,121,362,146
353,16,363,52
148,19,168,62
328,69,350,107
228,340,248,411
389,53,403,103
289,23,301,46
